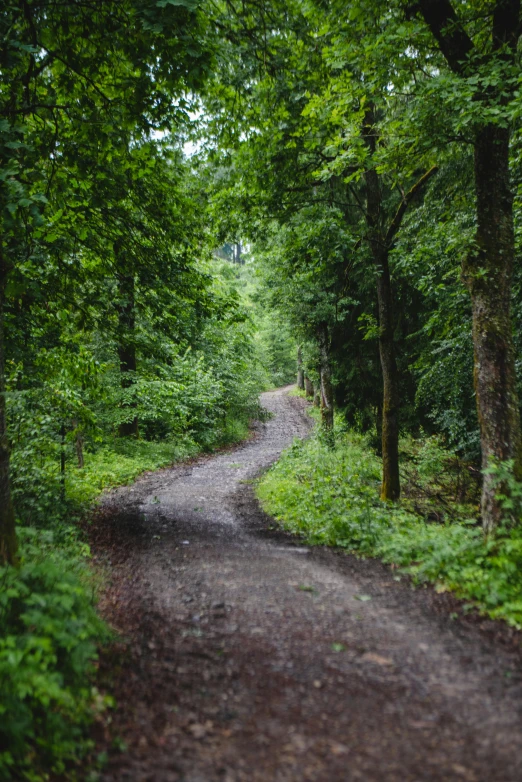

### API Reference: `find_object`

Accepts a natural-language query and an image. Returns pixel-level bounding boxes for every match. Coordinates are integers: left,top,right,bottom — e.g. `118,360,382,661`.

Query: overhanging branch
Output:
417,0,474,75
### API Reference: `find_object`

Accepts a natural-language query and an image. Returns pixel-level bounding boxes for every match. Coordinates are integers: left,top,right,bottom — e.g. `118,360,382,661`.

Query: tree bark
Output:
0,259,18,565
463,124,521,532
417,0,522,532
297,345,305,390
376,251,401,500
117,271,139,438
318,325,334,445
304,376,314,398
73,421,84,469
313,384,321,408
363,108,401,501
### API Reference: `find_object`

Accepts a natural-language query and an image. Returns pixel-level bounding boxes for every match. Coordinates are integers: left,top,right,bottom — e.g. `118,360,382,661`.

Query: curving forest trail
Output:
92,388,522,782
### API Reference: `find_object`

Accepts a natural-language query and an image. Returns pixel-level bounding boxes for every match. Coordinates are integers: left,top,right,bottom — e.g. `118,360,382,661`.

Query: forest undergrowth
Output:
0,258,290,781
0,413,259,782
258,405,522,630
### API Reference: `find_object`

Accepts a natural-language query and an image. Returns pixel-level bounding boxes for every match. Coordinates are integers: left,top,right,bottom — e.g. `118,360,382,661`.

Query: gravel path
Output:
92,387,522,782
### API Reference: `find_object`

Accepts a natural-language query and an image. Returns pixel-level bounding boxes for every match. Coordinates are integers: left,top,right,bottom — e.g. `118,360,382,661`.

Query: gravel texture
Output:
90,387,522,782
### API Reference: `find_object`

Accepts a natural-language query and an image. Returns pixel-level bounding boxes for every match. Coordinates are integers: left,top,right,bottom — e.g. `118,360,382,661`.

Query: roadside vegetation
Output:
1,249,284,780
203,0,522,629
258,411,522,629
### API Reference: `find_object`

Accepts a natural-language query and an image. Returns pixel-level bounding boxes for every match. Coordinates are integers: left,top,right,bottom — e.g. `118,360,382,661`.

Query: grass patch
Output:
288,386,307,399
257,428,522,629
66,436,200,506
67,416,253,508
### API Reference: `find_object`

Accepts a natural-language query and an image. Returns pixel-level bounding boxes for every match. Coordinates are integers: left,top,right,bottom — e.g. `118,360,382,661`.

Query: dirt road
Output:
93,387,522,781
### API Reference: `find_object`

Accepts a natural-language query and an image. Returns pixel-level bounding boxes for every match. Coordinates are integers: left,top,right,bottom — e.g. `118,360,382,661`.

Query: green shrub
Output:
257,429,522,628
7,312,266,530
0,529,111,781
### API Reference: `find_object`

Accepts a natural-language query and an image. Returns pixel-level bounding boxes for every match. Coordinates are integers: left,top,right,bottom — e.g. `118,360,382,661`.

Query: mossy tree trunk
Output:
417,0,522,532
0,256,17,565
304,376,314,399
363,110,400,501
464,124,521,533
375,248,401,501
363,107,437,501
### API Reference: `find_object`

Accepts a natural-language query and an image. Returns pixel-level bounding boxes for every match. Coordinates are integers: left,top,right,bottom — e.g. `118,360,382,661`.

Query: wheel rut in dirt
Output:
92,387,522,782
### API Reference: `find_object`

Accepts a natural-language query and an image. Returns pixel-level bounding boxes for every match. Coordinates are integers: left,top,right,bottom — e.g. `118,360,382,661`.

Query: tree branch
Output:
493,0,521,51
417,0,474,74
385,165,438,248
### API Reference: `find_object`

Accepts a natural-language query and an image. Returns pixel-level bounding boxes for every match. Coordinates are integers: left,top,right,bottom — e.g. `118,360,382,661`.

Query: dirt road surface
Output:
91,387,522,782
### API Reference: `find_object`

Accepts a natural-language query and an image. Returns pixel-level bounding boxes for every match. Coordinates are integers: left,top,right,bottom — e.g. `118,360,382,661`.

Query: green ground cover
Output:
257,418,522,629
67,437,209,507
66,415,253,508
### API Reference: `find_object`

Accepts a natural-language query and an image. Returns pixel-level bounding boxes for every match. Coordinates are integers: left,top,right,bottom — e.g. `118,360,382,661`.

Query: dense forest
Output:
2,1,522,779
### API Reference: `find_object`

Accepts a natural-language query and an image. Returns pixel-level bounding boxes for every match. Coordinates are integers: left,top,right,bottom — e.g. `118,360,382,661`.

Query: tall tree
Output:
0,0,209,562
360,105,437,499
297,345,305,390
413,0,522,531
203,0,444,497
318,322,334,442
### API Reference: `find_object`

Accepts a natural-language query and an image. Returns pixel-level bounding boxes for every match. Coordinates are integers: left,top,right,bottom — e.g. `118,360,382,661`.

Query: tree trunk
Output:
297,346,305,390
60,421,66,502
416,0,522,531
375,249,401,501
0,260,17,565
76,432,84,469
117,271,139,438
72,419,84,468
463,124,521,533
313,384,321,408
304,376,314,398
363,109,401,501
319,325,334,445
